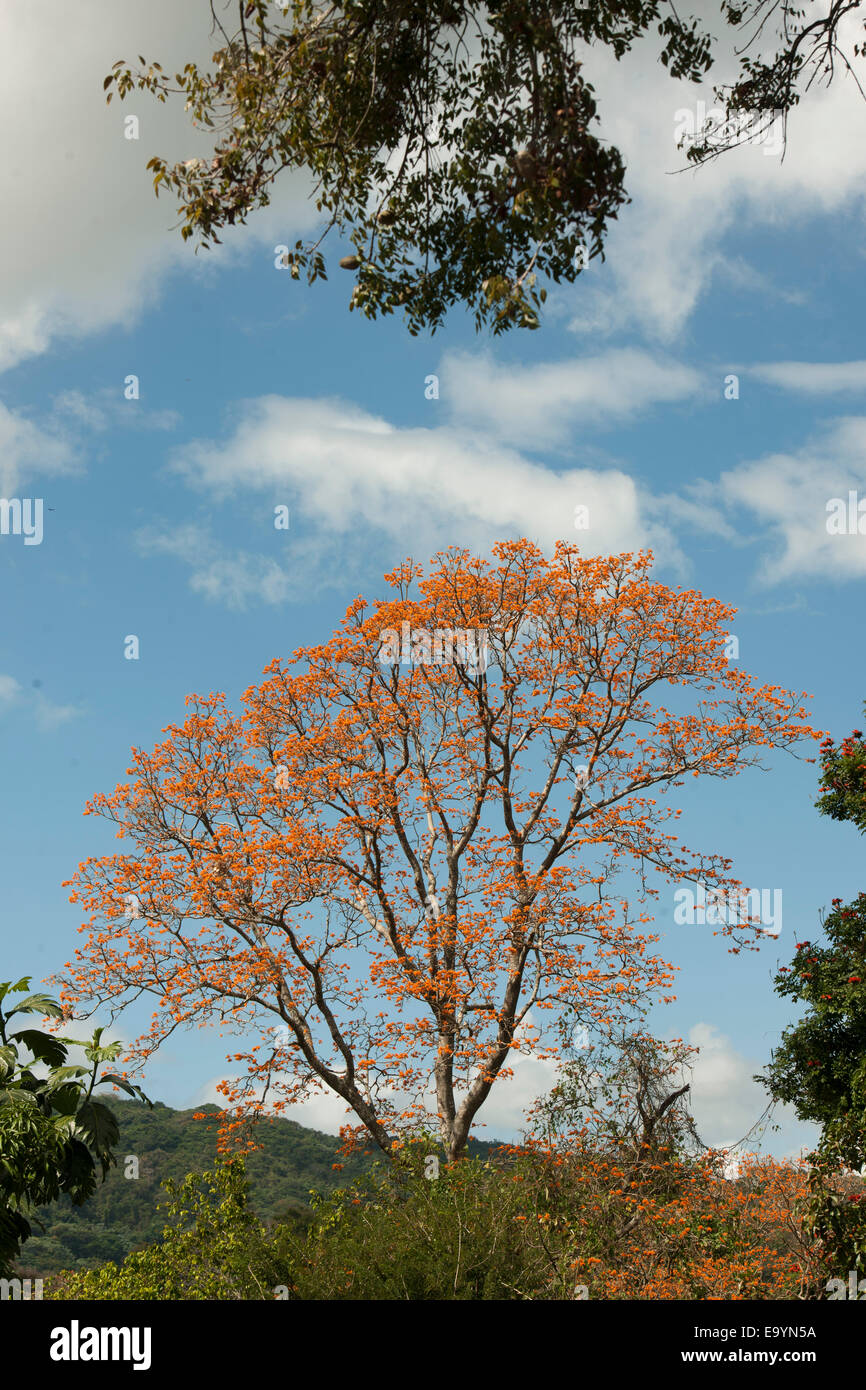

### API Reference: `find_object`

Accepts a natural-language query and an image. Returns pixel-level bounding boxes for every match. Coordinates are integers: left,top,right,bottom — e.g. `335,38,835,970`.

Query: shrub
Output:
49,1160,282,1300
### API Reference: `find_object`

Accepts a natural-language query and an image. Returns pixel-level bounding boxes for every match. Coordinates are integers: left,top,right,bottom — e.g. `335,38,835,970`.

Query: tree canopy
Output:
59,540,817,1163
761,713,866,1171
104,1,866,334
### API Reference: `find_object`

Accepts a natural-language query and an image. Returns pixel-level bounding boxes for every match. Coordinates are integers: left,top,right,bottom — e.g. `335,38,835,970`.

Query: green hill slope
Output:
18,1098,500,1276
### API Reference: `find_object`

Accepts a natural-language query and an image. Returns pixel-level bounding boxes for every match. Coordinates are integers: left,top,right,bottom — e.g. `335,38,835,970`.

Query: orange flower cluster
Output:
501,1136,816,1300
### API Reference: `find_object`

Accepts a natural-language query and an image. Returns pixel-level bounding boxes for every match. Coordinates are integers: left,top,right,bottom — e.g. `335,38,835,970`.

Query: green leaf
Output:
0,977,31,1003
10,1029,68,1068
5,992,64,1022
42,1065,90,1090
74,1099,120,1160
50,1084,86,1117
96,1074,152,1106
84,1041,123,1065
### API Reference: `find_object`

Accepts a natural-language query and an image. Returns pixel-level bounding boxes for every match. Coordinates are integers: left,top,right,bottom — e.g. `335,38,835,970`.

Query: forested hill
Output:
19,1098,501,1276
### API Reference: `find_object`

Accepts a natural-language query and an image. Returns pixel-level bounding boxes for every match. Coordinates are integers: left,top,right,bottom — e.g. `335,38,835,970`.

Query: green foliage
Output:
48,1143,572,1301
42,1141,818,1300
103,0,718,336
816,718,866,832
802,1150,866,1284
48,1160,283,1300
250,1139,806,1301
277,1144,575,1300
0,977,150,1277
761,903,866,1161
23,1098,372,1273
759,713,866,1167
36,1039,815,1301
98,4,865,332
23,1098,499,1276
758,711,866,1280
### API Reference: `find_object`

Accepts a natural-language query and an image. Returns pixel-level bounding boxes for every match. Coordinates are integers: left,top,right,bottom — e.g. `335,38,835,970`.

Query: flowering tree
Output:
59,541,817,1162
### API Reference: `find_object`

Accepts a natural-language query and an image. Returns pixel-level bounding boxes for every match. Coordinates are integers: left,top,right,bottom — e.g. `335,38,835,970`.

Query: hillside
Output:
17,1098,501,1276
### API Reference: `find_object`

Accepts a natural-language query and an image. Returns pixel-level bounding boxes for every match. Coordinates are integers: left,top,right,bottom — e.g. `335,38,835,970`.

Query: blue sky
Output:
3,0,866,1157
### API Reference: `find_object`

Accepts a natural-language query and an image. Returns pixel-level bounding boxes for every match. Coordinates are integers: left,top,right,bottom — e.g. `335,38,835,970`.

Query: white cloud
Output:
52,388,180,433
439,348,705,449
136,520,299,609
563,13,866,341
717,416,866,583
52,391,110,433
136,521,211,559
159,394,677,603
190,1020,818,1158
188,554,295,609
190,1073,354,1136
466,1051,559,1140
751,361,866,395
0,674,23,709
152,339,866,605
0,673,82,729
684,1023,817,1156
0,387,178,498
138,365,866,601
32,690,82,731
684,1022,767,1147
0,0,319,375
192,1015,558,1142
0,402,78,494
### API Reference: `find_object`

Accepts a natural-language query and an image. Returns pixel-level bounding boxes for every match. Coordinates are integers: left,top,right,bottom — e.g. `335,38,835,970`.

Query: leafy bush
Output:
49,1160,283,1300
0,976,149,1276
270,1136,813,1301
273,1142,577,1301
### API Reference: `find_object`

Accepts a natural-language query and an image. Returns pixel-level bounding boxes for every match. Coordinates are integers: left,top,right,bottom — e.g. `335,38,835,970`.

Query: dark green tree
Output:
759,714,866,1278
760,903,866,1170
815,717,866,833
0,977,150,1276
105,0,715,335
761,716,866,1167
104,2,866,336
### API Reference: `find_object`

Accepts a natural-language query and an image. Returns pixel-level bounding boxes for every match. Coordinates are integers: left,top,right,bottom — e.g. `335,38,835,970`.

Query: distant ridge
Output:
18,1097,502,1276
